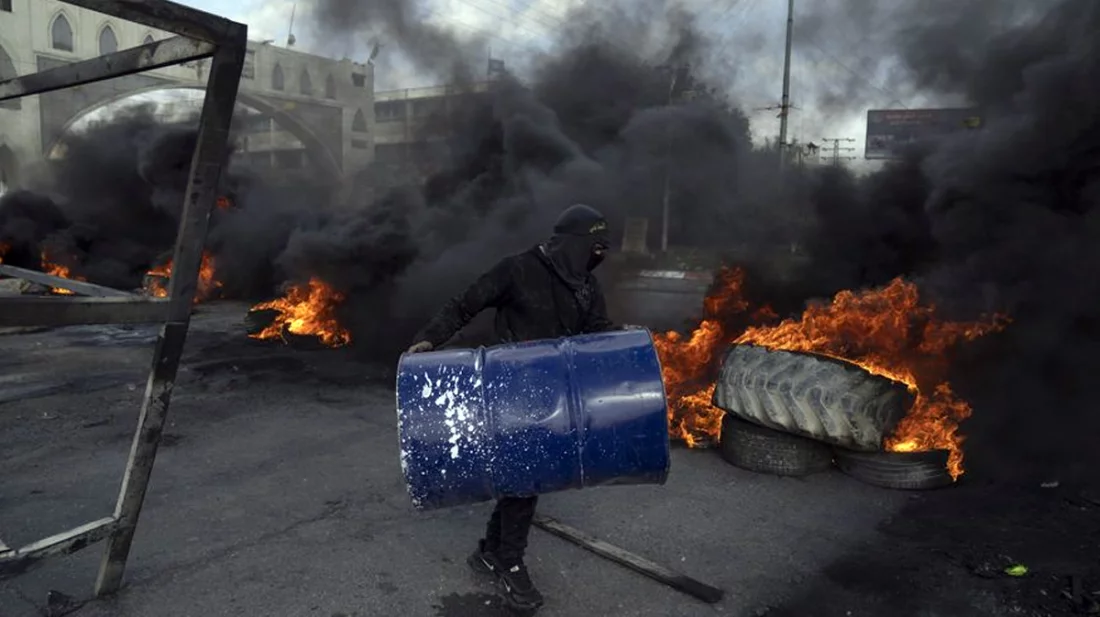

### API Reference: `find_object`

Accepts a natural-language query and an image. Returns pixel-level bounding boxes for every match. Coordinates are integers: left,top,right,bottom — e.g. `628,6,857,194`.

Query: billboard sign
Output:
865,108,983,159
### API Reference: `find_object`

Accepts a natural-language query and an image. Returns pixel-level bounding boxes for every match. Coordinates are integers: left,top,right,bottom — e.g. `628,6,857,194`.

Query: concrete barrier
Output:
607,269,713,332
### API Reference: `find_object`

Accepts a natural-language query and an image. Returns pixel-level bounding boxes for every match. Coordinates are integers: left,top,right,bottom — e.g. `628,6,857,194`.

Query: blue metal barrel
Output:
395,329,670,511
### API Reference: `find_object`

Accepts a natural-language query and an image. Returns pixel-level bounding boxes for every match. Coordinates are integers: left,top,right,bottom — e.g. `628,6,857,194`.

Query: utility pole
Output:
777,0,795,174
821,137,857,165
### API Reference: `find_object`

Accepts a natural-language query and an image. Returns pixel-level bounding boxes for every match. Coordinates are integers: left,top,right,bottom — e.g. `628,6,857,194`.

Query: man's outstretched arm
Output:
410,258,514,351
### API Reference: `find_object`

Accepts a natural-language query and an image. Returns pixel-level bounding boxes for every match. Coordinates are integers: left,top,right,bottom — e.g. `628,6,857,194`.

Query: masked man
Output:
406,203,617,611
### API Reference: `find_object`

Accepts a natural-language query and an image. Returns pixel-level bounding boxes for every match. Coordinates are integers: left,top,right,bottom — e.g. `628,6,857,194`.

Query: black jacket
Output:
415,246,616,347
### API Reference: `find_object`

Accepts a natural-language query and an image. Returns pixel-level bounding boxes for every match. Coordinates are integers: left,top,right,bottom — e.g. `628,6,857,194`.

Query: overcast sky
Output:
157,0,895,160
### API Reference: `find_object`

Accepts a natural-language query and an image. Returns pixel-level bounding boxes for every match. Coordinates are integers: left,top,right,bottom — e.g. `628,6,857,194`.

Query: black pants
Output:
484,496,538,567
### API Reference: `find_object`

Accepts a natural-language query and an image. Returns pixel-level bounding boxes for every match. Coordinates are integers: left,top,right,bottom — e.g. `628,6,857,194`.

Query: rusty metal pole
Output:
94,34,246,597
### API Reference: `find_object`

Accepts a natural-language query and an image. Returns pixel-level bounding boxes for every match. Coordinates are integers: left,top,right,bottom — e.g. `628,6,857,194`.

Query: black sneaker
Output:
497,562,544,611
466,540,500,577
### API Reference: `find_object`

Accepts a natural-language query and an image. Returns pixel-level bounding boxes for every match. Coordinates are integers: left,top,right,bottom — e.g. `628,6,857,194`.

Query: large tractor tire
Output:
712,344,915,452
719,414,833,477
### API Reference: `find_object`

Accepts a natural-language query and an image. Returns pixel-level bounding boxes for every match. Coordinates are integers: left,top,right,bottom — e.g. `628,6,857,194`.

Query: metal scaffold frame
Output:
0,0,247,597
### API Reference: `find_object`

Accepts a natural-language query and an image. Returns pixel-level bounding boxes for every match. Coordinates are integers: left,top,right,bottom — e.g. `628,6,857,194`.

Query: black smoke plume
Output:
0,103,326,297
275,0,777,353
0,105,196,289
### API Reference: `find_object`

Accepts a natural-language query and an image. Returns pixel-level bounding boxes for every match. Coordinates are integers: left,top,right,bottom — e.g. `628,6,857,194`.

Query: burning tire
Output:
718,414,833,477
244,308,279,336
832,448,953,490
712,344,915,452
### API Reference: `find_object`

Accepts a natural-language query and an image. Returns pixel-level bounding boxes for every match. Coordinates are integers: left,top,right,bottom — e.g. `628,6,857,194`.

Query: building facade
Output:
371,81,494,188
0,0,375,188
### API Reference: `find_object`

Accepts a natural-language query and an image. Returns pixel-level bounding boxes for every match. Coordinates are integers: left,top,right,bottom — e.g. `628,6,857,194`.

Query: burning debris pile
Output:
40,249,87,295
248,278,351,347
0,243,90,296
141,251,223,302
735,279,1008,476
656,272,1008,479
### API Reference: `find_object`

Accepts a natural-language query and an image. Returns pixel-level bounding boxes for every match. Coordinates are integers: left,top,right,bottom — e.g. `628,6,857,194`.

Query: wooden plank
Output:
0,36,215,102
533,515,725,605
0,264,135,298
0,517,117,580
60,0,245,45
0,296,170,327
95,35,247,597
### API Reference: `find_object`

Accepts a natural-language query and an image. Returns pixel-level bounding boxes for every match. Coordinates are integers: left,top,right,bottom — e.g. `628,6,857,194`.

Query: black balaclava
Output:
541,204,611,290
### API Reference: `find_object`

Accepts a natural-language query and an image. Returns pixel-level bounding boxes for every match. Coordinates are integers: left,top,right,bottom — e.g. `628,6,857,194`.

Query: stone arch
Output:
324,74,336,99
0,42,19,110
0,144,18,194
299,68,313,95
352,108,367,133
98,23,119,55
271,63,284,91
49,86,342,182
50,11,74,52
142,33,155,46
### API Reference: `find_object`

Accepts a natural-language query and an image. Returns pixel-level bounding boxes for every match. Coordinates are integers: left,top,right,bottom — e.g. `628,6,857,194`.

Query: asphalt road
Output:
0,302,920,617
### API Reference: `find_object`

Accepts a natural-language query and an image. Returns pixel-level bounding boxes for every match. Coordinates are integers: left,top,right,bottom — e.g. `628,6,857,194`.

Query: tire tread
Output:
713,345,914,451
719,415,833,477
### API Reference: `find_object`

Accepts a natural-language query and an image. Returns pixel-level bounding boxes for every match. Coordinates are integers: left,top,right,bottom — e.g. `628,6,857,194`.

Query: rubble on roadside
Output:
0,277,50,296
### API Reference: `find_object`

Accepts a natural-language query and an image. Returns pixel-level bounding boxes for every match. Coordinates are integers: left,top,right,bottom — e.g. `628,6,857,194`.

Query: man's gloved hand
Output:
407,341,434,353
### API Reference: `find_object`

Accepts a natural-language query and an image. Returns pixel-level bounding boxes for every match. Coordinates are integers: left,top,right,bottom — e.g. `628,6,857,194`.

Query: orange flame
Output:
248,277,351,348
40,249,86,295
654,272,1008,479
143,252,221,303
0,242,8,264
216,196,232,210
653,267,777,447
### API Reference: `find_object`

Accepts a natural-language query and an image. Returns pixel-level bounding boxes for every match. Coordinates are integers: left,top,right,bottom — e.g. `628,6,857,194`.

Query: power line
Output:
710,0,762,70
801,37,907,108
420,4,538,55
449,0,639,60
820,137,856,165
729,0,760,27
501,0,579,32
448,0,552,43
714,0,744,19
